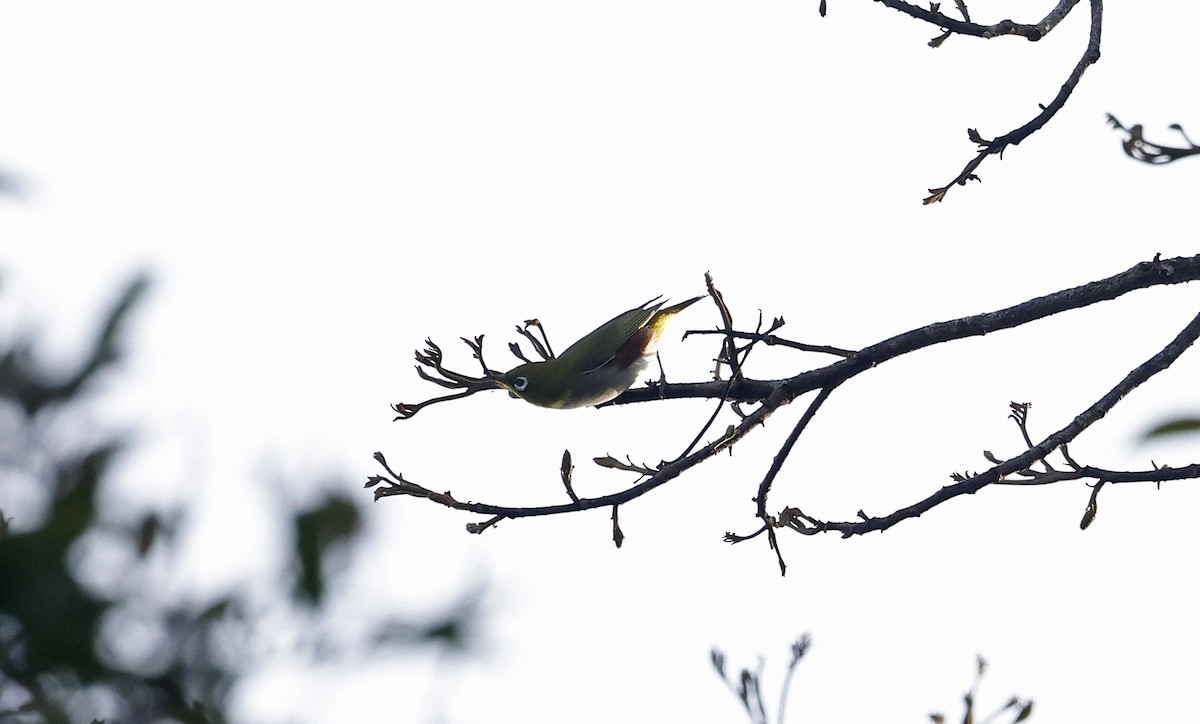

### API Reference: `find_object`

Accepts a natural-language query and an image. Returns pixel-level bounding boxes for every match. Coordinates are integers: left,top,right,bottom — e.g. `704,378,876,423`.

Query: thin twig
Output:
807,307,1200,537
777,633,812,724
923,0,1103,203
873,0,1082,42
684,329,854,357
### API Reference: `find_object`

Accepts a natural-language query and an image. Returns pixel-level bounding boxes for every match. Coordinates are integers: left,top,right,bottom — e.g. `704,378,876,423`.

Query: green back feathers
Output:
500,295,704,408
556,297,664,374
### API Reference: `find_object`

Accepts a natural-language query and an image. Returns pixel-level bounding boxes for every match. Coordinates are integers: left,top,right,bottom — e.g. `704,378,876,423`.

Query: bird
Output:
497,296,704,408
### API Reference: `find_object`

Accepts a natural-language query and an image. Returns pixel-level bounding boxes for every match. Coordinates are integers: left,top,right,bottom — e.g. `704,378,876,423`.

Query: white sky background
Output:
2,1,1199,722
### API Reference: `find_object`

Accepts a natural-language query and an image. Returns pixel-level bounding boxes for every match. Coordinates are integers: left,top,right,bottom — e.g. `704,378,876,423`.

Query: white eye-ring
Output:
513,376,529,392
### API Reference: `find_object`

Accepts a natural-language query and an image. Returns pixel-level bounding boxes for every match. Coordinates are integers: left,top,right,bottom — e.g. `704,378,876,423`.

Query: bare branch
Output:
724,524,770,545
668,275,779,462
618,254,1200,406
732,386,837,574
755,387,837,520
796,308,1200,538
1106,114,1200,165
706,271,741,380
391,337,505,419
923,0,1103,203
872,0,1082,42
683,329,855,358
374,256,1200,569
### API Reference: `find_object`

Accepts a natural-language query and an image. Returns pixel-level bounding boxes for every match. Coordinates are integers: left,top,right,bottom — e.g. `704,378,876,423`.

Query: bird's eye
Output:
513,376,529,392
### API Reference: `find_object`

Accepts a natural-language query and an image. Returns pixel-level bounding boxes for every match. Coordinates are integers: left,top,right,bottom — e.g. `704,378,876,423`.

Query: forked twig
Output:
392,335,507,419
877,0,1106,203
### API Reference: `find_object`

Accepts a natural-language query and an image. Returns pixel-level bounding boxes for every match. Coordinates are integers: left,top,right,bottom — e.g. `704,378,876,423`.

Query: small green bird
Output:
498,296,704,409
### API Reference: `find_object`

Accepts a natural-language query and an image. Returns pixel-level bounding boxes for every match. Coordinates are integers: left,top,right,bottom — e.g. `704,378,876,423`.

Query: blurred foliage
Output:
711,633,811,724
713,640,1033,724
293,498,360,607
0,446,113,682
1144,416,1200,440
0,274,479,723
0,170,27,200
928,655,1032,724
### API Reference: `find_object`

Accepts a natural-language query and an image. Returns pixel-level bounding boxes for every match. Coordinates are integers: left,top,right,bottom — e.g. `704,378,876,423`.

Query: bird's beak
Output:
485,373,514,396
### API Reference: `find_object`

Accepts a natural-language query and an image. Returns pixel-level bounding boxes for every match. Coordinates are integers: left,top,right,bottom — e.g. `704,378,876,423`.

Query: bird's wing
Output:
556,298,663,374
